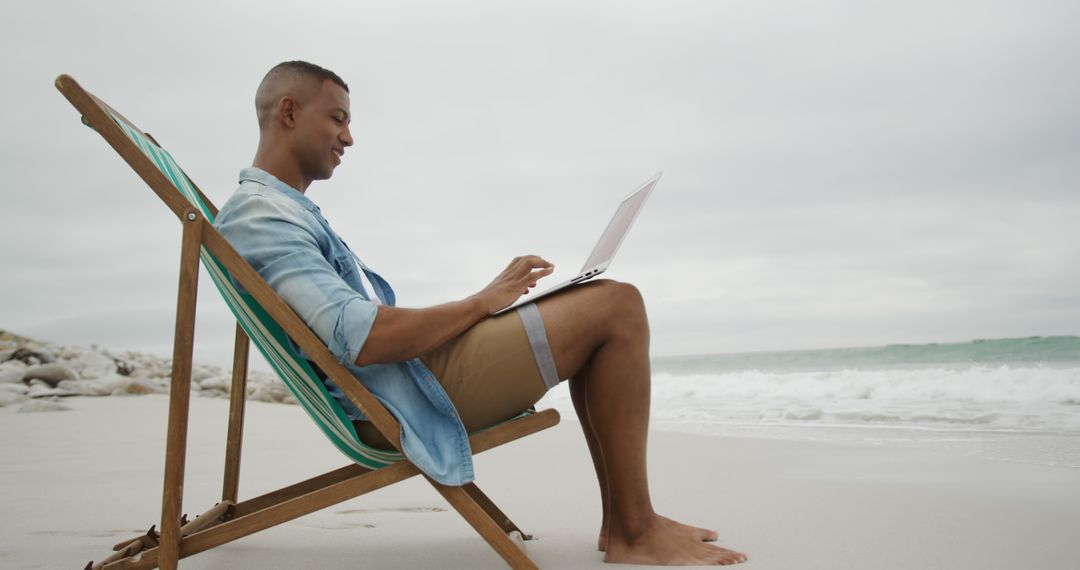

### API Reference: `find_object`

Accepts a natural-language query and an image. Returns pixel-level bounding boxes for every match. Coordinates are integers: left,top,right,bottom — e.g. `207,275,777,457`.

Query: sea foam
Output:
540,363,1080,434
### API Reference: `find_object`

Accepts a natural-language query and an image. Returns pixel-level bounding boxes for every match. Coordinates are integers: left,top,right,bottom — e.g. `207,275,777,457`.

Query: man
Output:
215,60,747,566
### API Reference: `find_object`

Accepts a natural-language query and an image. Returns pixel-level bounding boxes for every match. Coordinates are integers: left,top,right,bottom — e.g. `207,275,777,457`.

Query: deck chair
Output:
55,74,559,570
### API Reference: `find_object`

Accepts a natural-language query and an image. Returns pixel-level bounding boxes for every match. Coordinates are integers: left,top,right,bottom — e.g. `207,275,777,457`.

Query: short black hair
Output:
264,60,349,93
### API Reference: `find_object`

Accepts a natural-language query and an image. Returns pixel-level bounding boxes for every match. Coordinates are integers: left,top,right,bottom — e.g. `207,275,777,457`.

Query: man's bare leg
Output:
536,280,747,565
570,364,719,551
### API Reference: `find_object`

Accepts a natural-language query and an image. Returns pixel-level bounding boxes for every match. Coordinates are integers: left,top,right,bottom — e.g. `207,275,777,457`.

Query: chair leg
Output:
428,478,539,569
159,210,204,570
222,322,249,505
463,482,530,539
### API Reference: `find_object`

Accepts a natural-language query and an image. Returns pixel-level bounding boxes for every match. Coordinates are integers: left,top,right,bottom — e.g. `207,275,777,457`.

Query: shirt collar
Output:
239,167,320,213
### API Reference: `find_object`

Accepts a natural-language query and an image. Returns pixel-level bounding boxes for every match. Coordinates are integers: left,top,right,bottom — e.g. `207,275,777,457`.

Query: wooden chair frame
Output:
55,74,559,570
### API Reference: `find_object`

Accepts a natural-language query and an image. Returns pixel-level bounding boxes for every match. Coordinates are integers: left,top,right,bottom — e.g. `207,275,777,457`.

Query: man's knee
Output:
599,279,643,305
542,279,647,331
592,279,647,327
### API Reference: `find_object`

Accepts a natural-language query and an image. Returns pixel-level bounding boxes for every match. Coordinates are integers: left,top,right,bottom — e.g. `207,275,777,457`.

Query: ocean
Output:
536,336,1080,468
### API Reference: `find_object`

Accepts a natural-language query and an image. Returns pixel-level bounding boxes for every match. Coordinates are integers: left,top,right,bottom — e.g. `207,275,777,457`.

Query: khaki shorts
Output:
354,304,558,450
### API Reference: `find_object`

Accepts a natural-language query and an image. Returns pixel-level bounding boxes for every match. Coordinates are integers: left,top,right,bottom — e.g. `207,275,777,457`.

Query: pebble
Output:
27,384,78,399
191,365,219,384
57,377,125,397
10,344,57,365
64,350,116,380
0,383,29,396
0,390,26,407
0,367,25,384
248,384,290,403
199,375,232,393
112,379,168,396
23,363,79,386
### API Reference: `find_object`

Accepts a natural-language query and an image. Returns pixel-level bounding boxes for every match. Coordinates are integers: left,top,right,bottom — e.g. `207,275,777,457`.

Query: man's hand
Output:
358,255,553,365
472,255,555,315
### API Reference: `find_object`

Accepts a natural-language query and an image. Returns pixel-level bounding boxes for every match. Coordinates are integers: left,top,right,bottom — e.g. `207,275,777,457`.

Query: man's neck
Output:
252,147,310,193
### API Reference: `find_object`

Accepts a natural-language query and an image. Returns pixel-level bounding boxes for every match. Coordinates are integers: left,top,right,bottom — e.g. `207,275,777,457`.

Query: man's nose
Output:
341,124,354,147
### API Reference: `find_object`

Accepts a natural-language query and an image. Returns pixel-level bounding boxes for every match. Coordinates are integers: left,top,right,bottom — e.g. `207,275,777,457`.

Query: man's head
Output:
253,61,353,190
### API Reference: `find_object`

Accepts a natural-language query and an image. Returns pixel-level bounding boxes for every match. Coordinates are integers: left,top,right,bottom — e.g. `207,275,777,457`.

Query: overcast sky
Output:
2,0,1078,369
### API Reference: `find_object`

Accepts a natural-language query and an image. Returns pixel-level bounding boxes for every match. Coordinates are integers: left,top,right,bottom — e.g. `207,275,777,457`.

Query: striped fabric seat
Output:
107,112,404,469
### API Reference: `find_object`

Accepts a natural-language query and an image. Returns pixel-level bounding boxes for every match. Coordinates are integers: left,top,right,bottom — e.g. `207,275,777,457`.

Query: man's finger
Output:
514,262,550,279
518,266,553,284
512,255,553,269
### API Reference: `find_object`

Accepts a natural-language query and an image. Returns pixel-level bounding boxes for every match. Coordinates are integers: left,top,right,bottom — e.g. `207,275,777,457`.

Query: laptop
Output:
495,171,662,315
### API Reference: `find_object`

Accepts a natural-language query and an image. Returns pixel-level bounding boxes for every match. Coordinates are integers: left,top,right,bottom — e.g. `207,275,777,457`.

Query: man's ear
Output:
278,96,299,128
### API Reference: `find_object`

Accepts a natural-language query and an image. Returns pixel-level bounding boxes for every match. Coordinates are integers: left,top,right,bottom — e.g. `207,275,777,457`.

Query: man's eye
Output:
332,116,344,124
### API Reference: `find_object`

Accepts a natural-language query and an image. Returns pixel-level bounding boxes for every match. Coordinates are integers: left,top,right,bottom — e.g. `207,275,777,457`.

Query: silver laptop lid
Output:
578,172,662,274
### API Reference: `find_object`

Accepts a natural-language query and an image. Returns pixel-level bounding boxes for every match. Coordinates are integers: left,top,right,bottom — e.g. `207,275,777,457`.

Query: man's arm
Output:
356,255,554,366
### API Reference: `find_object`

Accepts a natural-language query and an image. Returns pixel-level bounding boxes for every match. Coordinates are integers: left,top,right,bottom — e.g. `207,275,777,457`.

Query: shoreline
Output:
3,395,1079,569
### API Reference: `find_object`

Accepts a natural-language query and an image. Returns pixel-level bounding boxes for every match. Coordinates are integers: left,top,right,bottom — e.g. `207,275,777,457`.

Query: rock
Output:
1,359,27,374
198,375,231,393
0,390,26,407
55,345,82,360
0,334,316,410
64,350,116,380
112,379,167,396
250,371,278,384
0,367,25,384
198,389,228,399
60,375,126,396
18,398,71,413
56,379,80,390
10,344,57,365
248,384,289,403
27,384,78,399
131,359,171,380
191,365,223,384
114,357,135,377
23,363,79,386
0,383,29,396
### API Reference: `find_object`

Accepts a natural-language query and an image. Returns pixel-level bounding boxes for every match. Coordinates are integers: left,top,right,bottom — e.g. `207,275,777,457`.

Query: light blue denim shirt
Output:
214,167,473,485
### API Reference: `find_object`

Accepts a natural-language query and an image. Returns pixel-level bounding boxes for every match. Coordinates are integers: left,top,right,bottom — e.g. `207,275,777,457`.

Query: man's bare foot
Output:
598,515,719,551
604,517,747,566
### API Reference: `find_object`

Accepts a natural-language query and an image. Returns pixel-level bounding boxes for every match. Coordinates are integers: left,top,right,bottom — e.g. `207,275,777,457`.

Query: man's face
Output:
292,79,353,182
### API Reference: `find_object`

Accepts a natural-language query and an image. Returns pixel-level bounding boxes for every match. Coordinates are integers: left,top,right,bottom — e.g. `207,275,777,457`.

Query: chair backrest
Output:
106,108,403,469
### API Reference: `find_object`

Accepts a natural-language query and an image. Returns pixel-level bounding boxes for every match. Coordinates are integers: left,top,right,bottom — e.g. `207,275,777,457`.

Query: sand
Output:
2,394,1079,569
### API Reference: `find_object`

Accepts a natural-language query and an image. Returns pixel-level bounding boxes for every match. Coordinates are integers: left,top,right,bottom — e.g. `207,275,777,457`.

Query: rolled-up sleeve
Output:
216,195,377,365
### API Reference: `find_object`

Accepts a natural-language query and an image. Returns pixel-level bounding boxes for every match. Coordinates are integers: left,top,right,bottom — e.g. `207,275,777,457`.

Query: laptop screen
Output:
579,173,661,273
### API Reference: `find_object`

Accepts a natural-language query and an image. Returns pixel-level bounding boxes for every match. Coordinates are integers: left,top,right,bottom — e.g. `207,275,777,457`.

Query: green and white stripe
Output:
109,110,404,469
